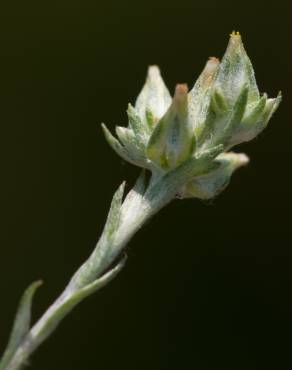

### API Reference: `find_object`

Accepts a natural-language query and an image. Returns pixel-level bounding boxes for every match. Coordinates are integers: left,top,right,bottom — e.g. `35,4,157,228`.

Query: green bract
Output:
103,32,281,200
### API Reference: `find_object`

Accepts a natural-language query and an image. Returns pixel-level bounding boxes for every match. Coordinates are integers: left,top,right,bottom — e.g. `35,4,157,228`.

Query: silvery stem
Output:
1,176,168,370
1,146,221,370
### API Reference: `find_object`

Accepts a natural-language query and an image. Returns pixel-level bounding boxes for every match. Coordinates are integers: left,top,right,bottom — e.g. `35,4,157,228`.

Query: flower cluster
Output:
102,32,281,199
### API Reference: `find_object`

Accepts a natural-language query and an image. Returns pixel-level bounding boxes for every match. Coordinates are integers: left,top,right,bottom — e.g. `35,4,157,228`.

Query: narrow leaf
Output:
145,144,224,209
242,93,267,127
115,126,146,162
262,92,282,123
103,182,125,240
252,92,282,137
120,171,147,223
230,91,282,147
127,104,149,145
68,255,127,303
102,123,147,167
23,258,127,355
0,281,42,370
146,114,169,168
215,84,248,146
181,152,249,199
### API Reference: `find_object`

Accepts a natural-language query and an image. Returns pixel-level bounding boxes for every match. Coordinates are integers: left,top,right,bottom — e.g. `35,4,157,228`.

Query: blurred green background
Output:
0,1,291,369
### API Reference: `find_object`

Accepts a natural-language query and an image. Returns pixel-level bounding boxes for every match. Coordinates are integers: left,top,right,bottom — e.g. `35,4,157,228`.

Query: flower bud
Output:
102,32,281,199
188,57,220,146
135,65,172,127
146,84,195,169
214,31,260,105
205,32,281,149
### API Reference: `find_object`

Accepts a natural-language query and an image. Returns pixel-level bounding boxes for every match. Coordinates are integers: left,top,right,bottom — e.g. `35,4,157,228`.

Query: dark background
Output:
0,1,291,369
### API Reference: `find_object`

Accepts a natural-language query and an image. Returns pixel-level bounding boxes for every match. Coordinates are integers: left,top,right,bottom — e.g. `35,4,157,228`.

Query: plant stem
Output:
1,175,162,370
1,145,221,370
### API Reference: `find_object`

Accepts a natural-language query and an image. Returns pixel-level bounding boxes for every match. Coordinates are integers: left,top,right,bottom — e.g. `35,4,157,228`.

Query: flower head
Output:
102,32,281,199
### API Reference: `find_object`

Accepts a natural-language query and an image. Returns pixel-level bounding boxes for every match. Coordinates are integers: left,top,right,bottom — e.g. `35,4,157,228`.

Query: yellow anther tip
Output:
230,30,241,38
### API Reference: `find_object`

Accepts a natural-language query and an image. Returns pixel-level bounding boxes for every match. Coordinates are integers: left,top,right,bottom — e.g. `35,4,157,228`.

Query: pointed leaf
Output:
229,92,281,146
0,281,42,370
20,258,127,356
102,123,147,167
215,84,248,146
120,171,147,224
127,104,149,145
68,255,126,303
115,126,146,161
250,92,282,138
102,182,125,240
242,93,267,126
145,144,225,208
262,92,282,123
181,152,249,199
195,87,229,148
146,113,169,168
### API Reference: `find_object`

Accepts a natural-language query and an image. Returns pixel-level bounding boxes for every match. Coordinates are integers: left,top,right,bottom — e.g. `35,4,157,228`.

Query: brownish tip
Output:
172,84,188,110
208,56,220,62
175,83,188,95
